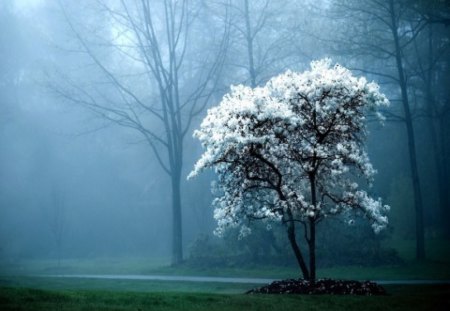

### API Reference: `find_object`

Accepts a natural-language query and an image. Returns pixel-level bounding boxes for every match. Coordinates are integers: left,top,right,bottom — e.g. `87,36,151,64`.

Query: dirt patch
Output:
246,278,387,295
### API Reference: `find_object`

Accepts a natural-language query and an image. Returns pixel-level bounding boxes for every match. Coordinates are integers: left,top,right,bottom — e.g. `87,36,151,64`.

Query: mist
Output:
0,0,449,283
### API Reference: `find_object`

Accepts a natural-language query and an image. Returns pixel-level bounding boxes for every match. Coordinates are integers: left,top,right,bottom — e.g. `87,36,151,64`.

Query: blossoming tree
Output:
189,59,390,282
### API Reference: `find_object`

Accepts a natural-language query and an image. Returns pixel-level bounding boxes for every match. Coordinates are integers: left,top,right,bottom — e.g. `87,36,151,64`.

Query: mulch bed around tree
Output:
246,279,387,295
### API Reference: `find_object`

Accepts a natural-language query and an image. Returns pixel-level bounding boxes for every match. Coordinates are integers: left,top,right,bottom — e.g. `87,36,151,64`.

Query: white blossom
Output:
189,58,390,237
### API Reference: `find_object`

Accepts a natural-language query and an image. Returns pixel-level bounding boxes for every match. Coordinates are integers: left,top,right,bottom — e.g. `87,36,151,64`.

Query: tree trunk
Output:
424,25,450,238
425,90,448,237
285,210,310,280
56,237,62,269
171,166,183,265
308,173,317,283
399,103,425,259
244,0,257,88
438,117,450,238
389,0,425,260
308,219,316,284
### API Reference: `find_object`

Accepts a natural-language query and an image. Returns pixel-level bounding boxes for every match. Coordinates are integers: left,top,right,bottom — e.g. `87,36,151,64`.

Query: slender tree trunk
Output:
171,163,183,265
308,220,316,283
438,156,450,239
389,0,425,260
244,0,257,88
424,92,447,236
437,117,450,237
423,25,450,238
308,173,317,283
399,59,425,261
285,210,310,280
56,237,62,269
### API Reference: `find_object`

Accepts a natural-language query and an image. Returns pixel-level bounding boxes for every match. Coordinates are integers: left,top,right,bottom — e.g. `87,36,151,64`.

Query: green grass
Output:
0,257,169,276
2,257,449,281
0,276,252,294
0,284,448,311
1,238,448,282
0,238,448,310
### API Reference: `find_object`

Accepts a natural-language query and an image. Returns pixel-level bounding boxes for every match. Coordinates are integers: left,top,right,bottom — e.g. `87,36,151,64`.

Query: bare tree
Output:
226,0,299,87
53,0,230,264
327,0,430,260
414,0,450,26
409,19,450,237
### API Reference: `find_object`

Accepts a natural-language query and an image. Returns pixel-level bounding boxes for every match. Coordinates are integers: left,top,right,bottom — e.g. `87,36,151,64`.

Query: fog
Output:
0,0,449,275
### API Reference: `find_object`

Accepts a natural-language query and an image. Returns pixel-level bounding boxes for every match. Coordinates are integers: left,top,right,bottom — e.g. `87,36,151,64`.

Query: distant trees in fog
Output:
327,0,450,259
3,0,446,263
53,0,231,264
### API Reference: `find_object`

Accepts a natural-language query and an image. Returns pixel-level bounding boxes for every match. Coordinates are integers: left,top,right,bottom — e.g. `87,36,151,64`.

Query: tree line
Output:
1,0,448,265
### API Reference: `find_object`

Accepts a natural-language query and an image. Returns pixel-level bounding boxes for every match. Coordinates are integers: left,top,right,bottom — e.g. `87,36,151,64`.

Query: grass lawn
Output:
1,257,449,281
0,284,449,311
0,238,448,310
0,276,252,294
1,239,448,281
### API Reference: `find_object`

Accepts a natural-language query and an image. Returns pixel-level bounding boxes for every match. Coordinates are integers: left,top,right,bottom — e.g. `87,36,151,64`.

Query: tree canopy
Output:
190,59,390,279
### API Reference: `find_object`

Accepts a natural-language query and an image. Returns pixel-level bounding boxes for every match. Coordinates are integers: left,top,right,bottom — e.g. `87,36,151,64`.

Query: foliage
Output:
187,226,291,268
314,219,402,267
187,220,402,269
